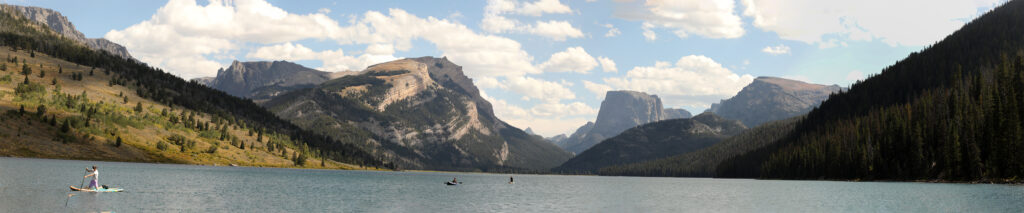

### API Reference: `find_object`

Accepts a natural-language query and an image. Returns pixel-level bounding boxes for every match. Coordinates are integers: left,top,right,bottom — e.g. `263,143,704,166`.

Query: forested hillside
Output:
0,6,388,169
718,0,1024,181
598,117,797,177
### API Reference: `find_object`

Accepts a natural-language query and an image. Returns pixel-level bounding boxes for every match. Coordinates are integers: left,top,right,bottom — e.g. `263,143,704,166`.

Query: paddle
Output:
78,170,87,189
64,193,75,207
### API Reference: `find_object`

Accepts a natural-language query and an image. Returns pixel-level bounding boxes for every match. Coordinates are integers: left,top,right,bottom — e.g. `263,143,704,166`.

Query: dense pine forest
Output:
716,0,1024,181
0,8,390,169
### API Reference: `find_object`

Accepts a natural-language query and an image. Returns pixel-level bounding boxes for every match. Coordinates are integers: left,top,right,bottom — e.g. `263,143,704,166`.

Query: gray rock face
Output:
206,60,337,98
3,5,133,59
262,57,571,170
560,91,691,154
663,108,693,120
710,76,842,127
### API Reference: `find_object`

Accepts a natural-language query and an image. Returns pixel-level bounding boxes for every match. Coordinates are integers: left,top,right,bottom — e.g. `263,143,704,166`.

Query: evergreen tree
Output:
60,119,70,133
35,105,45,117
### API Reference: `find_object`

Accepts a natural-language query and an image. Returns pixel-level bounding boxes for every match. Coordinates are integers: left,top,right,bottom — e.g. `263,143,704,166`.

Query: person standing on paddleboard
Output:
84,165,99,190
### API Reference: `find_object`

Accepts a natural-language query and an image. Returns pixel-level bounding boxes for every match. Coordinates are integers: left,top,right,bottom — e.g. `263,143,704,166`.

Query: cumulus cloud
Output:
597,56,617,72
482,92,594,137
107,0,540,79
540,46,598,73
641,22,657,41
761,44,791,55
246,42,398,71
105,0,343,79
582,80,613,99
530,102,598,117
742,0,1000,47
617,0,745,39
604,55,755,108
504,76,577,103
604,23,621,37
482,0,584,41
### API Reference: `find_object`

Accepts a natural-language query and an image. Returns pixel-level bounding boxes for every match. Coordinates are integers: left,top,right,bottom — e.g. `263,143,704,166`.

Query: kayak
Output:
445,181,460,185
70,186,124,192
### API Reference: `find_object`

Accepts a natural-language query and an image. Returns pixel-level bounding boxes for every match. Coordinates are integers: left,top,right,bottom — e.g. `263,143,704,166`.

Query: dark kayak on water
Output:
445,181,461,185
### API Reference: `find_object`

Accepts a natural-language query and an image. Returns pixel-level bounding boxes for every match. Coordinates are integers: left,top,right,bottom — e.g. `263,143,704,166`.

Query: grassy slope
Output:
0,47,378,170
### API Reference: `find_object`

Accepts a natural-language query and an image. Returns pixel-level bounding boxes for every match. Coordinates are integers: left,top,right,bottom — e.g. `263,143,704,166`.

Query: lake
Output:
1,157,1022,212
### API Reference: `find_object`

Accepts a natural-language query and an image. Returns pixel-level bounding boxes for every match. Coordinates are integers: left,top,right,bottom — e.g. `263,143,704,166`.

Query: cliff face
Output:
556,112,747,172
207,60,338,99
559,91,691,154
263,57,571,170
3,5,133,59
710,76,842,127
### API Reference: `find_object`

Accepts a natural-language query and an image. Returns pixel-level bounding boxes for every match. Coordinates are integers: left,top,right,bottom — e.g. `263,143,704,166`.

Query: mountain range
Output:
558,90,691,154
556,112,746,173
198,57,571,170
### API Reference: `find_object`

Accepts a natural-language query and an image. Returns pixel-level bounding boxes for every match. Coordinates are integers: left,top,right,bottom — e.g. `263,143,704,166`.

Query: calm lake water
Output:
1,157,1023,212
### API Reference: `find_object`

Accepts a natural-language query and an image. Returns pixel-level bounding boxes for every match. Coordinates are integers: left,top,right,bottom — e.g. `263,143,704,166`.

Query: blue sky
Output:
8,0,1002,136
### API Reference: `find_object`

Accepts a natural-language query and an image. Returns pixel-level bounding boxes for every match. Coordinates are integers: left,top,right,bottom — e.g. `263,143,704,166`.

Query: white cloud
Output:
482,0,583,41
474,76,503,89
105,0,346,79
317,8,331,14
540,46,598,73
519,0,573,16
582,80,613,99
641,22,657,41
605,55,755,108
845,70,864,82
742,0,1001,47
604,23,621,37
109,0,540,79
482,92,594,137
761,44,791,55
246,42,398,71
530,102,598,117
488,0,573,16
617,0,745,39
528,20,585,41
505,76,576,103
597,56,617,72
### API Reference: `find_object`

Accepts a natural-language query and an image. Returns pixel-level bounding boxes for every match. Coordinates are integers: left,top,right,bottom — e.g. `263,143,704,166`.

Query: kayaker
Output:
452,177,457,184
84,165,99,190
510,176,514,183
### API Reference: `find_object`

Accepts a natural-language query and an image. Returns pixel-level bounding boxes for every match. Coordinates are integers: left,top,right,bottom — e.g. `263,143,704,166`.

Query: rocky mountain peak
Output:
209,60,332,98
710,76,842,127
559,90,691,154
1,4,133,59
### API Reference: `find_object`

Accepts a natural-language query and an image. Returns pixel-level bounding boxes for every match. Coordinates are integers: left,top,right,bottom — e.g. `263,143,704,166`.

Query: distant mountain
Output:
524,127,538,136
1,5,132,59
663,108,693,120
200,60,356,101
560,91,691,154
708,76,840,127
545,134,567,146
598,117,799,177
556,113,746,173
263,57,571,170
